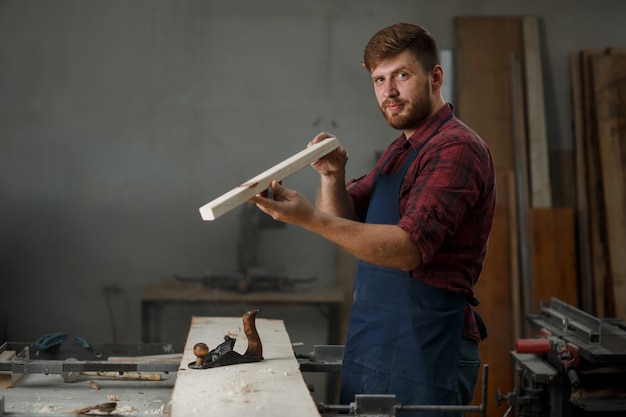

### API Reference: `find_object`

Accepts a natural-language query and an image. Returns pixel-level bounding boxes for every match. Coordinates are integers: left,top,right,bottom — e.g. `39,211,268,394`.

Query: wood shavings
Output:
38,405,58,413
237,383,251,394
107,394,119,402
114,405,136,414
143,404,167,414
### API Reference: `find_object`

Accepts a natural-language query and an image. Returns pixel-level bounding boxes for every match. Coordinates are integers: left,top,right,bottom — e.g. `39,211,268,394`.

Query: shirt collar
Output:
398,103,454,151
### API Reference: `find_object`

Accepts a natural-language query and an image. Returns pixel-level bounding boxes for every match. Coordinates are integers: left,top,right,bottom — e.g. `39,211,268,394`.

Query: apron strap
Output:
474,310,488,341
468,297,488,341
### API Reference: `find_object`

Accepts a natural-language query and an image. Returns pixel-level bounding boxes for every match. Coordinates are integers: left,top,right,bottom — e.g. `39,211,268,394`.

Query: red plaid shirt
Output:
347,104,496,342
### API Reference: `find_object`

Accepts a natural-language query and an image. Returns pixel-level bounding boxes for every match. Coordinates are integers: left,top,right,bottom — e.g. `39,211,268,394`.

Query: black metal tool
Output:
188,309,263,369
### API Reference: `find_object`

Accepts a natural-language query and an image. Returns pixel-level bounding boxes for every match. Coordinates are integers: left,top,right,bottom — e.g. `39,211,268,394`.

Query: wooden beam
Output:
531,208,578,309
569,52,594,313
0,350,18,389
455,17,522,414
523,16,552,208
581,50,610,317
591,53,626,319
455,16,523,207
507,171,522,341
170,316,320,416
199,137,339,221
510,53,534,335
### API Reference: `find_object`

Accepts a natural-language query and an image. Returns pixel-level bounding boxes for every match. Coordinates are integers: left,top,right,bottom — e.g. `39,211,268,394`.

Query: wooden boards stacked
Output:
456,16,577,416
570,50,626,319
170,316,320,416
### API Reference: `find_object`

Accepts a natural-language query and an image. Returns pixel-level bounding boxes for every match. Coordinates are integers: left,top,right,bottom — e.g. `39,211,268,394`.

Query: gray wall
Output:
1,0,624,348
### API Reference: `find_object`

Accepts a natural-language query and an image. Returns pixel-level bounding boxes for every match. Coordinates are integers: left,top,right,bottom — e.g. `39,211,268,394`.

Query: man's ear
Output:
431,65,444,89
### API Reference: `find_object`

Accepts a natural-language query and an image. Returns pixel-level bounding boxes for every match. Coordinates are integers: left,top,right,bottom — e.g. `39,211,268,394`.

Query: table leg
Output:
142,301,163,343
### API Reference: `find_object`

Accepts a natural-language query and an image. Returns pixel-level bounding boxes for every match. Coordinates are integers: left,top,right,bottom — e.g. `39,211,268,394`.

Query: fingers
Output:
308,132,336,147
268,180,285,200
248,181,288,220
250,181,284,204
335,145,348,160
248,181,314,226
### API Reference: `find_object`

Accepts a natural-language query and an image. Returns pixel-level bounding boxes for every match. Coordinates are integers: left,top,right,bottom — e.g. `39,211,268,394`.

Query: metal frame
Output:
299,345,489,416
0,341,183,382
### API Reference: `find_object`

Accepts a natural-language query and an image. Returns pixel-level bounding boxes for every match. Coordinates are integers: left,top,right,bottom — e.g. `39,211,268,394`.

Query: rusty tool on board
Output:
188,309,263,369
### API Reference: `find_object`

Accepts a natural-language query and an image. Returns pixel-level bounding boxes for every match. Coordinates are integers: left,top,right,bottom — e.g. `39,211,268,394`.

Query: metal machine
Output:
497,298,626,416
0,337,182,386
298,345,488,416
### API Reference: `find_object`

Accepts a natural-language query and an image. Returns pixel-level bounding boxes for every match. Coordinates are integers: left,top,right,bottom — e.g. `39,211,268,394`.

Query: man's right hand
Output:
309,132,348,176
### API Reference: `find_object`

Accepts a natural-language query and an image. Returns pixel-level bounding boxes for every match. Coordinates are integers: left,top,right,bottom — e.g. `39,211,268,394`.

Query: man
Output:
251,22,495,415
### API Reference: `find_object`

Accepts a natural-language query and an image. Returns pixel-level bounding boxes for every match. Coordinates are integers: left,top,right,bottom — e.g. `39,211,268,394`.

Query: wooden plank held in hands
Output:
199,137,339,221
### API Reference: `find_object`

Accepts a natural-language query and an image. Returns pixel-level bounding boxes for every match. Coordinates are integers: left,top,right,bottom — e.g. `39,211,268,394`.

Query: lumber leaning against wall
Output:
570,49,626,319
456,16,579,415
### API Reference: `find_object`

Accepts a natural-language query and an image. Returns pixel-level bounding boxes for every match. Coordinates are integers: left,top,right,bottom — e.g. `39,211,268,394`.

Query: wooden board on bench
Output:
170,316,320,416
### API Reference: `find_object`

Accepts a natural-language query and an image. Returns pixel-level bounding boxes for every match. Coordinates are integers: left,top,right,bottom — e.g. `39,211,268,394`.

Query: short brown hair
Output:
363,23,440,73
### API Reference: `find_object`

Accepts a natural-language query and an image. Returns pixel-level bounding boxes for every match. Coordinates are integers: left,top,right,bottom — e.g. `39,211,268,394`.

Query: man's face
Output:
370,50,434,135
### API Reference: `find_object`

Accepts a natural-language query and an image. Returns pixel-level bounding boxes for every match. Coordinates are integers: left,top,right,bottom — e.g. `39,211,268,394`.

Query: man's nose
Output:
383,81,399,98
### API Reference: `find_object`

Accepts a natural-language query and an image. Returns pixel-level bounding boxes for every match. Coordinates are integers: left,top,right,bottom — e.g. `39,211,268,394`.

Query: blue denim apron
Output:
340,135,464,416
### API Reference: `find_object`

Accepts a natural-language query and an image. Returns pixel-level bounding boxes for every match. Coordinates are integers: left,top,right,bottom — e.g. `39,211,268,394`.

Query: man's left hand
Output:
249,180,315,226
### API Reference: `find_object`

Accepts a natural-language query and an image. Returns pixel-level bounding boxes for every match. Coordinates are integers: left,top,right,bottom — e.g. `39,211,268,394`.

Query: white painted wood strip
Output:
170,316,320,416
199,137,339,221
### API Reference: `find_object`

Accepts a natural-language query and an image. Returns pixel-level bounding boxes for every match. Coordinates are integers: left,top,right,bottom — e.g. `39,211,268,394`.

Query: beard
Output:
380,82,434,131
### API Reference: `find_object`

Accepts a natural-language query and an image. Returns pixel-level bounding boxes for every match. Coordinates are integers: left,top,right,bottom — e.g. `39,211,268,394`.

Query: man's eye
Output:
396,72,408,80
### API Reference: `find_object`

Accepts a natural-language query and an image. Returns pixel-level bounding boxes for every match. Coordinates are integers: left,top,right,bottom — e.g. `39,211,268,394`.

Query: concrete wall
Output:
0,0,624,349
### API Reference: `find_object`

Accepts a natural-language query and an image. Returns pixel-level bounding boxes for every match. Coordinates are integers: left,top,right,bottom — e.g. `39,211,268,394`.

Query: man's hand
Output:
309,132,348,176
250,180,315,226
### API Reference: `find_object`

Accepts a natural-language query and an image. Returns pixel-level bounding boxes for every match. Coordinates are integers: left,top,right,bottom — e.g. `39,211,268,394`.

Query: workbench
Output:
141,277,345,345
1,316,321,416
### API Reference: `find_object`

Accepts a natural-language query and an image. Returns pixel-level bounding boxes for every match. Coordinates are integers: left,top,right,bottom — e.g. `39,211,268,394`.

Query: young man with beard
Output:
251,23,495,415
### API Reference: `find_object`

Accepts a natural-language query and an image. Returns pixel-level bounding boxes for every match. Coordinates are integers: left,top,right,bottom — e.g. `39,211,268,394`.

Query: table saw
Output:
497,298,626,416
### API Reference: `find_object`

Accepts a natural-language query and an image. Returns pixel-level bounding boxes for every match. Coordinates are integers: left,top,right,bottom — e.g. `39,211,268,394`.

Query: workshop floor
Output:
1,373,175,415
